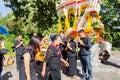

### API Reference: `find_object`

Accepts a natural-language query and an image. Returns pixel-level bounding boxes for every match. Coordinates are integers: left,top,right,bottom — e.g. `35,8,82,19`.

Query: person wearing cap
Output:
0,39,7,79
14,35,25,71
78,29,92,80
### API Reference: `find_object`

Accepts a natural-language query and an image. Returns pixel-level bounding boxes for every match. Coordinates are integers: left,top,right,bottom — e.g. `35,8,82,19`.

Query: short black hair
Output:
67,35,74,41
78,29,84,33
50,34,60,42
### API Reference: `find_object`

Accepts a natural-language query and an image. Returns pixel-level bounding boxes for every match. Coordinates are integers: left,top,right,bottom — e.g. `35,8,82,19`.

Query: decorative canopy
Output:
56,0,104,42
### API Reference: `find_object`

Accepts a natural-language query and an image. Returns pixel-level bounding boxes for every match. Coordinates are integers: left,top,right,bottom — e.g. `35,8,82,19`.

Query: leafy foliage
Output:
3,0,58,35
100,0,120,49
0,34,29,57
0,13,13,27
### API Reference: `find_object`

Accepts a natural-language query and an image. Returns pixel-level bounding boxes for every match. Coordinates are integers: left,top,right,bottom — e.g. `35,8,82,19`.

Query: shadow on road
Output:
63,68,83,78
77,69,83,78
1,71,13,80
104,61,120,69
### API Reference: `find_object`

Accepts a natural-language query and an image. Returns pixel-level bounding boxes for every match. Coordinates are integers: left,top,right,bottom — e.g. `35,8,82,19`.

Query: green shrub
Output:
0,34,16,57
0,34,30,57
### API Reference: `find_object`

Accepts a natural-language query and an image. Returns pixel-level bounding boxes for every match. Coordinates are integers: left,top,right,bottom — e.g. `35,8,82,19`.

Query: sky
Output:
0,0,12,17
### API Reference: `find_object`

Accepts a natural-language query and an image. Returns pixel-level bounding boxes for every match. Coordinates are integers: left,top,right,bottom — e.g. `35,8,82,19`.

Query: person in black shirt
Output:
19,36,40,80
78,29,92,80
59,31,68,73
66,35,77,78
14,35,25,71
33,32,38,37
41,34,69,80
0,39,7,79
59,31,67,60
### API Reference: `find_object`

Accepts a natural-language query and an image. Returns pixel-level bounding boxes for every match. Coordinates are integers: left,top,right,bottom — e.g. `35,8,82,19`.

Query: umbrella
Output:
0,26,9,35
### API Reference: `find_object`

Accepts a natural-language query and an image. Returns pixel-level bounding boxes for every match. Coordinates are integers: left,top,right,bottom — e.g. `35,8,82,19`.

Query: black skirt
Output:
68,56,77,76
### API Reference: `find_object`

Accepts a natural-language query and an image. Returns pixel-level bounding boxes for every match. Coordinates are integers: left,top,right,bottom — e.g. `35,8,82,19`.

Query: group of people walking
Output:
13,29,92,80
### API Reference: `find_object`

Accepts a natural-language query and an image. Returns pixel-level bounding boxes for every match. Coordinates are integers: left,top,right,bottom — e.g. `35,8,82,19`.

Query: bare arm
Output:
1,41,5,48
0,41,7,54
66,42,77,53
41,61,47,77
41,47,53,77
23,53,31,80
61,58,69,67
67,43,73,51
65,42,72,51
78,39,84,46
78,37,91,49
15,41,23,48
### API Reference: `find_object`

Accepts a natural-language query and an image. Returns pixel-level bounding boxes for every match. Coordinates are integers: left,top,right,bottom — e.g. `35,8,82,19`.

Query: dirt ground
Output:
1,51,120,80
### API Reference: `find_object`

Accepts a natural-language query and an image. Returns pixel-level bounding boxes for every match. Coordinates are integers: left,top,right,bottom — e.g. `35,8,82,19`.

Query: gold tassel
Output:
65,17,70,32
85,14,92,32
58,19,62,33
73,14,77,30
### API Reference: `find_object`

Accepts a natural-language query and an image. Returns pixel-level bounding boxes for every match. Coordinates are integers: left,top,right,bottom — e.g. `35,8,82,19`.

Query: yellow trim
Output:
58,19,62,33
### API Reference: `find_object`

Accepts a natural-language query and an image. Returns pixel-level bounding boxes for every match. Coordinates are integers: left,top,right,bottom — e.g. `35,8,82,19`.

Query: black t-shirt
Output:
19,48,38,80
78,36,91,56
67,41,77,57
14,40,24,56
0,49,7,65
59,37,67,52
44,46,61,70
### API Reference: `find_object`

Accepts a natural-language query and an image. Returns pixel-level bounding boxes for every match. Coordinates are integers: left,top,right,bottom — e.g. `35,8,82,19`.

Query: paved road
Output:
1,51,120,80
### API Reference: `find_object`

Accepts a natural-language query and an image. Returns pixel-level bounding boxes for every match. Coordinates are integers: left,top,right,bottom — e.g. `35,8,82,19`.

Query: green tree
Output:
3,0,58,36
0,13,13,27
33,0,58,35
100,0,120,48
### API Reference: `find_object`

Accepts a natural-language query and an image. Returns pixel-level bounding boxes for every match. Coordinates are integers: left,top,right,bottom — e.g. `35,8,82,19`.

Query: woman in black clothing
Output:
66,35,77,78
59,31,68,73
0,40,7,79
41,34,69,80
19,36,41,80
59,30,67,60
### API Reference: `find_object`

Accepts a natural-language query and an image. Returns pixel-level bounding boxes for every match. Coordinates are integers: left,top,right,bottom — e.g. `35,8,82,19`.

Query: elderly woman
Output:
41,34,69,80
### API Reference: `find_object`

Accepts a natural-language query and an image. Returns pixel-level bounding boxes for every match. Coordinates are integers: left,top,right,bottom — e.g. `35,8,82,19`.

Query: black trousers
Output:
16,55,20,71
68,56,77,76
35,61,48,80
0,62,2,78
48,69,61,80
